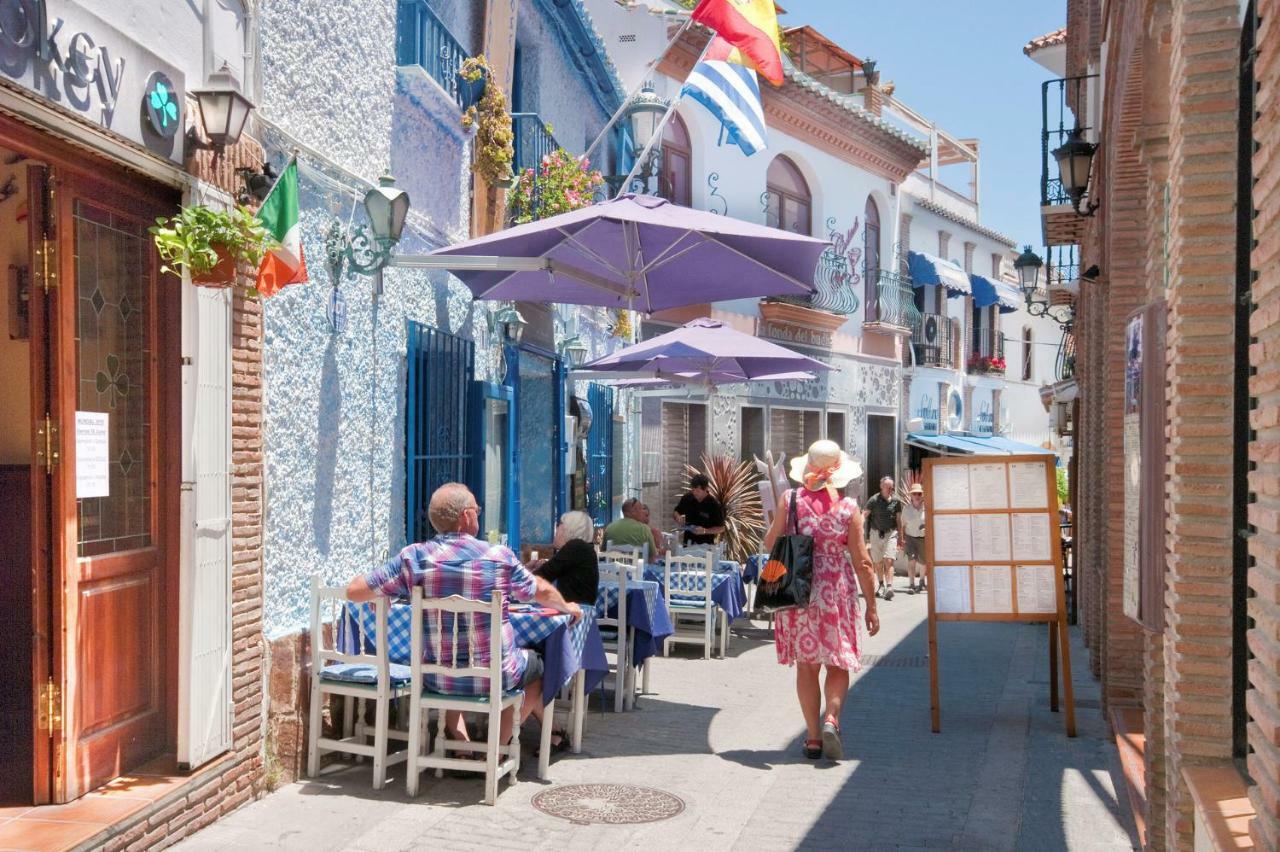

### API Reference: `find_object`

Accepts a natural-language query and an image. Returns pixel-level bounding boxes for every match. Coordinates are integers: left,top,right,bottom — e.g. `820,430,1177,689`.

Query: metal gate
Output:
586,384,614,526
406,323,475,543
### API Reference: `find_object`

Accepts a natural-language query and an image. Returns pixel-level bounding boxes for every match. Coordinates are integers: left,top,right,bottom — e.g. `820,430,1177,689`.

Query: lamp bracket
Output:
326,219,392,281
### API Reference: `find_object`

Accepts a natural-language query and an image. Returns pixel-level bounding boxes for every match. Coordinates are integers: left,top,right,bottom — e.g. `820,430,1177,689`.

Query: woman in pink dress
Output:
764,440,879,760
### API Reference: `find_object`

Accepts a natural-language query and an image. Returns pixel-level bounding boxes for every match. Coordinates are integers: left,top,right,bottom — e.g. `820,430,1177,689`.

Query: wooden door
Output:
38,165,178,801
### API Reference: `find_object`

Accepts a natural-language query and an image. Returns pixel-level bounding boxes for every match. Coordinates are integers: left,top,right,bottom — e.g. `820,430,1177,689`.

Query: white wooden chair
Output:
306,576,410,789
605,541,649,566
601,549,645,581
405,590,523,804
663,552,717,659
597,562,636,712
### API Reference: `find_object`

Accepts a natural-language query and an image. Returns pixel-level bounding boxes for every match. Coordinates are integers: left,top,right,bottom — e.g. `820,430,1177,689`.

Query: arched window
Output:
1021,326,1034,381
765,156,811,235
864,196,881,319
660,114,692,206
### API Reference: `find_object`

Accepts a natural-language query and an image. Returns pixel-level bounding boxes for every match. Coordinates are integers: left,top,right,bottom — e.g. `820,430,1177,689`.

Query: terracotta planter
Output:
191,242,237,288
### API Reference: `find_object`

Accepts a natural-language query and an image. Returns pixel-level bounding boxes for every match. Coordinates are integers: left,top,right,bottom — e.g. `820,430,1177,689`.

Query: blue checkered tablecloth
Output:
643,565,747,622
744,554,768,585
339,601,607,706
594,579,674,666
596,578,660,616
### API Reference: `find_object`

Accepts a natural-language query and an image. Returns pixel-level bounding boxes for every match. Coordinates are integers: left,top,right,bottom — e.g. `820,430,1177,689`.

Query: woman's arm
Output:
762,492,789,551
847,513,880,636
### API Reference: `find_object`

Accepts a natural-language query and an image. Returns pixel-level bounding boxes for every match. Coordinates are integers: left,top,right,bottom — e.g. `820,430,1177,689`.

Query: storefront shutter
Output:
640,397,662,511
178,286,232,769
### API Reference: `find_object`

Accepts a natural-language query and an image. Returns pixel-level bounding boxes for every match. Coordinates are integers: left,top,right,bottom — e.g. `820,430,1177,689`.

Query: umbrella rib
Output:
696,232,821,296
636,229,701,274
555,226,626,278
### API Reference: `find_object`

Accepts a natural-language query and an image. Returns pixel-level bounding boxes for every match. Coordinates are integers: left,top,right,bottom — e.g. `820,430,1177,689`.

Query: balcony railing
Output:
511,113,560,176
1056,331,1076,382
1041,75,1097,207
967,328,1006,375
396,0,470,108
865,270,920,329
766,222,863,316
911,312,955,368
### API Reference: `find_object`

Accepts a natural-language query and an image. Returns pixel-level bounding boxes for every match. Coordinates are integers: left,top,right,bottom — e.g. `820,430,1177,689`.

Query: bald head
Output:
428,483,478,535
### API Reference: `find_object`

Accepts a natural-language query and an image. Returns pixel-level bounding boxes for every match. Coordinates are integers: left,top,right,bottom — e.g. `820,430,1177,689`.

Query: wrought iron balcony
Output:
911,312,955,368
1041,75,1097,246
1056,331,1076,382
396,0,471,109
866,270,920,330
766,219,862,316
967,328,1006,375
511,113,560,177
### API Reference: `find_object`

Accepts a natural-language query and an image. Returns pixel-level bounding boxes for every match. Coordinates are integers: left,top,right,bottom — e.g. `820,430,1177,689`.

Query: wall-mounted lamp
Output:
559,334,589,368
607,83,669,196
861,58,880,87
1052,127,1099,217
1014,245,1074,330
326,174,412,285
487,302,527,346
187,64,255,155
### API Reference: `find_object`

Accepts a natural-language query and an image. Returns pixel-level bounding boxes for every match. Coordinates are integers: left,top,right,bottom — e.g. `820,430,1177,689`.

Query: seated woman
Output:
530,510,600,605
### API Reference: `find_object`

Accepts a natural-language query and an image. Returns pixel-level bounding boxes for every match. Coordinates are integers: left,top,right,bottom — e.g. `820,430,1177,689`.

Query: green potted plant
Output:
149,204,276,287
459,55,514,187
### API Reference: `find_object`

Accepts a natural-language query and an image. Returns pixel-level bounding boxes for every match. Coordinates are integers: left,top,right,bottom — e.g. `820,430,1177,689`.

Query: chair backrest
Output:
601,549,645,580
605,541,650,565
309,574,392,681
597,561,629,636
680,543,722,564
663,552,714,605
409,588,506,704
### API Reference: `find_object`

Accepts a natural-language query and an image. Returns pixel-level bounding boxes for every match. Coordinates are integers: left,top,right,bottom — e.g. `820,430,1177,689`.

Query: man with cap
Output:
899,483,927,594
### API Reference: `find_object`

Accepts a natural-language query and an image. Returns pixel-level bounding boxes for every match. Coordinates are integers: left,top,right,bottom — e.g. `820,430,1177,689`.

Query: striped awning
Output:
907,250,971,296
970,274,1022,313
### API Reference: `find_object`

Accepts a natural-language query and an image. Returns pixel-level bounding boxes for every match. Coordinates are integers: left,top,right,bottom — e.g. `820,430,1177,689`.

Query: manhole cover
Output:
531,784,685,825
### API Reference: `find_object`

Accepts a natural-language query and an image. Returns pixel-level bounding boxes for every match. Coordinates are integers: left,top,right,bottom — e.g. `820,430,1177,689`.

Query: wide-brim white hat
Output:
788,439,863,489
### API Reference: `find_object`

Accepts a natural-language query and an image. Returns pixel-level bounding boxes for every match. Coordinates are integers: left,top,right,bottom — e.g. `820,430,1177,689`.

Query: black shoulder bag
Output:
756,490,814,612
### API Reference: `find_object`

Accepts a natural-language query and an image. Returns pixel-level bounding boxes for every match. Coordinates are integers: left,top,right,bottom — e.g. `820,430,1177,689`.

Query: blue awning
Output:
907,432,1056,456
907,250,971,296
970,274,1022,313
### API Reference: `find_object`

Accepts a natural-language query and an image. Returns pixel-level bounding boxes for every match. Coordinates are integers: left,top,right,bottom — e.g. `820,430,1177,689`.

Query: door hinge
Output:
36,168,56,293
36,414,59,470
38,677,61,731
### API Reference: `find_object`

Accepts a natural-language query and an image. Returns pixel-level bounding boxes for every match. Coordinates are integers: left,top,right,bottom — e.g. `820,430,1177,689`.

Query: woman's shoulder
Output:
839,495,860,513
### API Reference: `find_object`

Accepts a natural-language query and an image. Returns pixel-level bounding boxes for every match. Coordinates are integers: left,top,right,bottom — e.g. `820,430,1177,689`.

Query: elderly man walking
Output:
863,476,902,601
346,483,581,747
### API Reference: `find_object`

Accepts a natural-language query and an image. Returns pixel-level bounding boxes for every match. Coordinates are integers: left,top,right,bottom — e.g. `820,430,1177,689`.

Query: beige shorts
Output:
867,529,898,563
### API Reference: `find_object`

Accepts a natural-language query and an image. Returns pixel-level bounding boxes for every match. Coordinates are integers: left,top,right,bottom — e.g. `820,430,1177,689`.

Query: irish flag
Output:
691,0,785,86
256,157,308,297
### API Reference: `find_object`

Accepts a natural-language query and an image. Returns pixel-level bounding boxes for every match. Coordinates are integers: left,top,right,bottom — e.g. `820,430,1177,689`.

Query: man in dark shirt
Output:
673,474,726,546
863,476,902,600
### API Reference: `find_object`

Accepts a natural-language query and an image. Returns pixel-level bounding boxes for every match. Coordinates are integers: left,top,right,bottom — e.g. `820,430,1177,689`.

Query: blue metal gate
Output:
406,322,475,544
586,383,614,526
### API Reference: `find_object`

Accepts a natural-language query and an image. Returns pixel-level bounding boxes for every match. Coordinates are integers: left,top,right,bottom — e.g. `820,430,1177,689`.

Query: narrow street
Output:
177,594,1136,851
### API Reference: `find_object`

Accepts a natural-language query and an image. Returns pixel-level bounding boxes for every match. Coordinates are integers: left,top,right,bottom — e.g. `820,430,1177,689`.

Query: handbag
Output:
756,489,814,612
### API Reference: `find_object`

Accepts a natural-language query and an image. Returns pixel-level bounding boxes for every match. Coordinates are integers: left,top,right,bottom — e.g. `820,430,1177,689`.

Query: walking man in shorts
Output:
864,476,902,600
900,483,927,594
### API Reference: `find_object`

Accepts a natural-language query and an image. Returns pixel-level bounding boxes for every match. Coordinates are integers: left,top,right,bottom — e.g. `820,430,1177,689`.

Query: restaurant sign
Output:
0,0,185,162
915,392,940,434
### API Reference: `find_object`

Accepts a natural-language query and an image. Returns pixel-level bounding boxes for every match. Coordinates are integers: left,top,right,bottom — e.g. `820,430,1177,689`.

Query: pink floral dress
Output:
774,489,863,671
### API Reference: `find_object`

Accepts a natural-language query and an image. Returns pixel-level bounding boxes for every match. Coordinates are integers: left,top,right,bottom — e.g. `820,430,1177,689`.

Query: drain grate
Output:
860,654,929,668
531,784,686,825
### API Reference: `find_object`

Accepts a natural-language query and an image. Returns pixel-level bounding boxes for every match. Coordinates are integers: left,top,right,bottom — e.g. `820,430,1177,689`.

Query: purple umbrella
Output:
601,368,819,390
425,194,828,311
576,317,833,382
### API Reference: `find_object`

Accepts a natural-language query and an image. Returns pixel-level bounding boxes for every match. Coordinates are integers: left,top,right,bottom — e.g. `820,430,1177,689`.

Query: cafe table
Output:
340,601,608,779
595,577,674,708
644,561,748,623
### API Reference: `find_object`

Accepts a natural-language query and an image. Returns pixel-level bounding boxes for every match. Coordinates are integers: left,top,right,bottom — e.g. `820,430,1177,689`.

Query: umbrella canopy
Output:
594,368,820,389
428,194,828,311
577,317,833,381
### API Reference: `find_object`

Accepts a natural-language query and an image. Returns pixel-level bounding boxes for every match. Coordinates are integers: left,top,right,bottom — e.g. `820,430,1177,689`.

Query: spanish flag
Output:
691,0,785,86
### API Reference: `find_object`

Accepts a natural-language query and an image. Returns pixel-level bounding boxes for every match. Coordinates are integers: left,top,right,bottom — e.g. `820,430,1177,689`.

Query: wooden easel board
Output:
922,454,1076,736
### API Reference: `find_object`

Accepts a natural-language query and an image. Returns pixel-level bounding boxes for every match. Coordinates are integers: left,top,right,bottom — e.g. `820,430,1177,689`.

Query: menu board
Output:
968,463,1009,510
931,464,971,510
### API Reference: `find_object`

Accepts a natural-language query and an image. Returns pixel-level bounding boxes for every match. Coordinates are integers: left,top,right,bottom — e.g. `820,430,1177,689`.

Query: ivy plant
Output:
460,55,514,186
149,204,275,280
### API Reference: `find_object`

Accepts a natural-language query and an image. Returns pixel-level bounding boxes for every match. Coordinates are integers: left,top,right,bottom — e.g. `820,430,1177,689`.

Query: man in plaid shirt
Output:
347,482,581,746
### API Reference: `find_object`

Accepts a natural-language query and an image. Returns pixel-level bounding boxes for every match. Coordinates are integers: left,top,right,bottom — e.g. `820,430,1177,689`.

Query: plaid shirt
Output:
362,533,538,695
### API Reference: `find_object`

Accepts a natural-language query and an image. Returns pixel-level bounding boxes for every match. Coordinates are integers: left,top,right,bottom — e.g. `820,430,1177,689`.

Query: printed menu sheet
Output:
1016,564,1058,614
971,514,1012,562
1011,512,1052,561
968,463,1009,510
931,464,971,511
932,514,973,562
972,565,1014,613
934,565,972,614
1009,461,1050,509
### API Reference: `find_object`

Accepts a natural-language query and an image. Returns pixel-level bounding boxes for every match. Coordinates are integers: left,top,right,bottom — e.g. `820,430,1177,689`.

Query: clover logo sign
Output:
143,72,180,139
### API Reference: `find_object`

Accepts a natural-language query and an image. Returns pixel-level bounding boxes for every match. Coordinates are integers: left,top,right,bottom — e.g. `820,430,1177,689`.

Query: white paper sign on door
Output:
76,411,110,498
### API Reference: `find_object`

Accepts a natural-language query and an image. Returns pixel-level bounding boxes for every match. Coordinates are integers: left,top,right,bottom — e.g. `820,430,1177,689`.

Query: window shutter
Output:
178,286,232,769
641,397,662,510
662,402,691,506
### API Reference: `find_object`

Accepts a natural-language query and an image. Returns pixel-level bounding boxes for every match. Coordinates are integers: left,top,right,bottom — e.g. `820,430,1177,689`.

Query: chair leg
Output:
703,615,712,660
572,672,585,754
510,708,521,785
372,694,390,790
719,611,728,658
433,708,447,779
343,695,354,740
642,658,651,695
406,699,421,797
613,642,624,714
538,698,555,780
484,707,501,805
306,680,323,778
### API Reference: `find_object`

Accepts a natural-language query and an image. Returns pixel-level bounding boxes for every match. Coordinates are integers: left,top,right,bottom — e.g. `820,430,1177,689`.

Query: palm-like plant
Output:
897,469,924,503
682,454,764,563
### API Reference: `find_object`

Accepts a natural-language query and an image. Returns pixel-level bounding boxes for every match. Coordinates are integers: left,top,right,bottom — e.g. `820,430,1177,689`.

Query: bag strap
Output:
789,489,800,535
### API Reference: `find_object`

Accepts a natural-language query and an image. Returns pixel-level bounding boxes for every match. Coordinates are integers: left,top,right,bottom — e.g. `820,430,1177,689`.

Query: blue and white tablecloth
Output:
340,602,608,707
643,564,747,623
744,554,768,585
595,578,674,666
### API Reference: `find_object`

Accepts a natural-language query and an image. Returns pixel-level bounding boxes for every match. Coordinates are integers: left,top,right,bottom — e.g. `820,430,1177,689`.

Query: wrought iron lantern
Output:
492,303,527,345
1052,127,1099,216
188,64,255,152
559,334,589,368
364,174,411,246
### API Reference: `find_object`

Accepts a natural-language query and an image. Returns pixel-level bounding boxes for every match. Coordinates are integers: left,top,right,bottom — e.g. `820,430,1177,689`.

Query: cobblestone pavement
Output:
178,586,1137,851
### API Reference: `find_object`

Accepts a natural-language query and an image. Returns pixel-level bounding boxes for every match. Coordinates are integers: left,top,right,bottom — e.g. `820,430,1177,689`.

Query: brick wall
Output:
1249,0,1280,845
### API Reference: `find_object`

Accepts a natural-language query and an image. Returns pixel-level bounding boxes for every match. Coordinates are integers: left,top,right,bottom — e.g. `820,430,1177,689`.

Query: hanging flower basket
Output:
457,64,487,111
190,242,238,287
150,204,275,289
459,55,514,186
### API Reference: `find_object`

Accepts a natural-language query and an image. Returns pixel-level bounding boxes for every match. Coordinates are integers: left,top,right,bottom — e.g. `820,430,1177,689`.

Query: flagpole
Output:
582,14,696,167
254,152,298,210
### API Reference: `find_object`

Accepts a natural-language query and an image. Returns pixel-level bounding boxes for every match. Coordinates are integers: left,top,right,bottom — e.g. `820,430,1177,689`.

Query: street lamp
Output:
187,63,255,153
559,334,589,368
326,174,412,284
1052,127,1099,217
1015,245,1074,330
490,303,527,346
607,83,669,195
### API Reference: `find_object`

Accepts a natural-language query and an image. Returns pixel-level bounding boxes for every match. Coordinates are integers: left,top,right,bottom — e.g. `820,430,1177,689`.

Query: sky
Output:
778,0,1066,247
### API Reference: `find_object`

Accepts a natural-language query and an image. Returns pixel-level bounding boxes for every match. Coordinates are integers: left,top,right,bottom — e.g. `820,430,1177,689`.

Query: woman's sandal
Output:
803,738,823,759
550,728,571,753
821,716,843,761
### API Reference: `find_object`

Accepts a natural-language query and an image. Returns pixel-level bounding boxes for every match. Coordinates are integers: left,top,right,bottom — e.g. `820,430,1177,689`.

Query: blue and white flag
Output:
680,36,768,157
